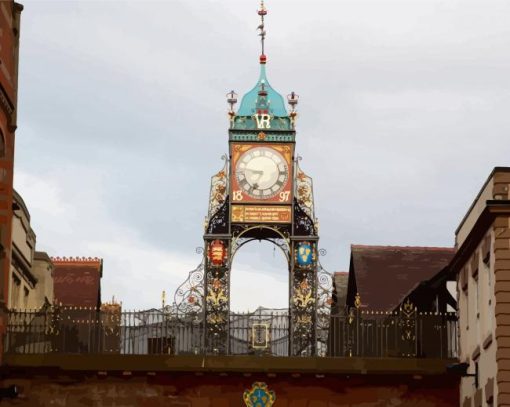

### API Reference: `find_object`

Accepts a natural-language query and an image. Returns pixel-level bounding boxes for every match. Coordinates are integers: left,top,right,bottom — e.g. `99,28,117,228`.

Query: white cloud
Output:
230,266,288,312
14,169,202,309
14,169,287,310
13,0,510,310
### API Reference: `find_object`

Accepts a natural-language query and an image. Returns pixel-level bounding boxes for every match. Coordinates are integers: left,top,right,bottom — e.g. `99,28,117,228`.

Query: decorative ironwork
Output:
316,260,334,356
354,292,362,309
229,309,288,356
293,199,317,236
204,261,230,353
244,381,276,407
4,307,458,359
294,279,314,309
231,225,291,262
398,298,417,357
295,158,315,221
174,261,205,319
207,155,229,221
206,200,229,235
251,323,270,349
291,268,316,356
100,301,122,338
231,230,291,261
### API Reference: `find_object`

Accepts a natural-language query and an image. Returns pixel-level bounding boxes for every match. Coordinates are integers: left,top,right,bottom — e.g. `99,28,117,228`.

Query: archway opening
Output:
229,239,289,313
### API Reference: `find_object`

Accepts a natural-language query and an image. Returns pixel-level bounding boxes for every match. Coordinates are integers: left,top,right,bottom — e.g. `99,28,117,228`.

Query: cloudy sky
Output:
14,0,510,311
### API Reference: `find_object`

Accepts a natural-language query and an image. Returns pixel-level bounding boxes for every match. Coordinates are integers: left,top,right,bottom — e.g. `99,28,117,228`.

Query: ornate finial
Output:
258,82,267,97
287,91,299,128
354,292,362,309
257,0,267,64
226,90,238,126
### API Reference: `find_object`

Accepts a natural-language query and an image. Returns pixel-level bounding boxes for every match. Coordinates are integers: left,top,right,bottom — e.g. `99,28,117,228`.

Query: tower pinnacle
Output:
228,0,296,132
257,0,267,64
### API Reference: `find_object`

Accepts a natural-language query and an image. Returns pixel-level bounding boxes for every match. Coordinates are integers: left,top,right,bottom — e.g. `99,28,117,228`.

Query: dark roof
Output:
52,257,102,307
332,272,348,313
349,245,455,311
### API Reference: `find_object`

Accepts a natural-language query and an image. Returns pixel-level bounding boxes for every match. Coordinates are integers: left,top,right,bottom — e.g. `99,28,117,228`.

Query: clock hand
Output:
245,168,264,182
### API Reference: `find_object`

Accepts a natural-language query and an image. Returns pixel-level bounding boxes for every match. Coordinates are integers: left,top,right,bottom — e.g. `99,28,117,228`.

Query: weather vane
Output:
257,0,267,58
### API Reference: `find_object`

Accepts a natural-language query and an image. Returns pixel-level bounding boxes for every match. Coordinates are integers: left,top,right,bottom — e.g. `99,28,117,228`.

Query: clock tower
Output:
176,1,328,356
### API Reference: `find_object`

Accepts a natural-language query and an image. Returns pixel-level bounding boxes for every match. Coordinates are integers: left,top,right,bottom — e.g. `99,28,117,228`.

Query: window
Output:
23,286,29,308
474,271,480,344
11,274,21,309
484,250,493,332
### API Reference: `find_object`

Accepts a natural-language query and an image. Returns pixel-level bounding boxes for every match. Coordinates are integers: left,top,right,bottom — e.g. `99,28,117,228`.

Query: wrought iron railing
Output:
4,306,458,359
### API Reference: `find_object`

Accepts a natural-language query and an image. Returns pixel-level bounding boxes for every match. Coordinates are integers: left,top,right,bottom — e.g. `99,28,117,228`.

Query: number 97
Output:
279,191,290,202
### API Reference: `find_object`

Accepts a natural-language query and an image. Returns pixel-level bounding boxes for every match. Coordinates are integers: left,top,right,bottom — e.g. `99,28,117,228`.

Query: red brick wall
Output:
0,0,21,365
0,372,459,406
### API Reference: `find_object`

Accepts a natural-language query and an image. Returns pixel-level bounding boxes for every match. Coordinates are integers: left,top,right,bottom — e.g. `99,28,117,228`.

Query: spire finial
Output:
257,0,267,64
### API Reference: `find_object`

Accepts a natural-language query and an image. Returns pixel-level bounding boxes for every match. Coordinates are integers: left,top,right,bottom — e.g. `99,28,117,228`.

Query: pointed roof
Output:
229,1,296,136
347,245,455,311
236,57,288,118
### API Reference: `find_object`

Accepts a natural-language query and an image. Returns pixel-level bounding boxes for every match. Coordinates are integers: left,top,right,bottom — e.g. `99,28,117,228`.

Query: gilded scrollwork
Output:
295,158,315,221
207,155,229,222
206,278,228,307
291,268,315,356
315,260,333,354
44,303,61,337
399,298,416,341
174,260,205,320
293,201,317,236
293,279,315,308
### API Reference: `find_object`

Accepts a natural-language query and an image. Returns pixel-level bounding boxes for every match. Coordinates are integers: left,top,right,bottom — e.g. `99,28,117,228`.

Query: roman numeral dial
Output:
235,147,289,199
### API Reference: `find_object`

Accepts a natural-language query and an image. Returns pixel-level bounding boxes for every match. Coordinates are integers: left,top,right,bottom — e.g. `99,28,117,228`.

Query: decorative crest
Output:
244,382,275,407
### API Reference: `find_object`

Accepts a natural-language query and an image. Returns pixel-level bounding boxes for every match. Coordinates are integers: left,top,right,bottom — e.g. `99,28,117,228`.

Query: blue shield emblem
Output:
296,242,314,267
243,382,276,407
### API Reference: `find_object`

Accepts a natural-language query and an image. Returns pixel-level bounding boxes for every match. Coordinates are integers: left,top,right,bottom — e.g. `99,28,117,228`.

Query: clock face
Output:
235,147,289,199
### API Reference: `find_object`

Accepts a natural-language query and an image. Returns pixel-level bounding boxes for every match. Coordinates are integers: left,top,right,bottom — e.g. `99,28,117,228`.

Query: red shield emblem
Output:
208,240,227,267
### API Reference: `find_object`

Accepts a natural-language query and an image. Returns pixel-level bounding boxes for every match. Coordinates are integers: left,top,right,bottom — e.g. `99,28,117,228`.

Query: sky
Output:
13,0,510,311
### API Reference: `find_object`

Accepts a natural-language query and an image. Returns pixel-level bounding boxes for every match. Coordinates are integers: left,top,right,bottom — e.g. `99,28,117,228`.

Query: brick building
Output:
449,167,510,406
52,256,102,308
9,190,54,309
0,1,22,360
0,1,509,406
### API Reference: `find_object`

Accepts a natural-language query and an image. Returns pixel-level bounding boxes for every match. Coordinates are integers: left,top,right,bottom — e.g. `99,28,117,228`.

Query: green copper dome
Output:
230,59,293,134
228,1,296,138
237,63,288,118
